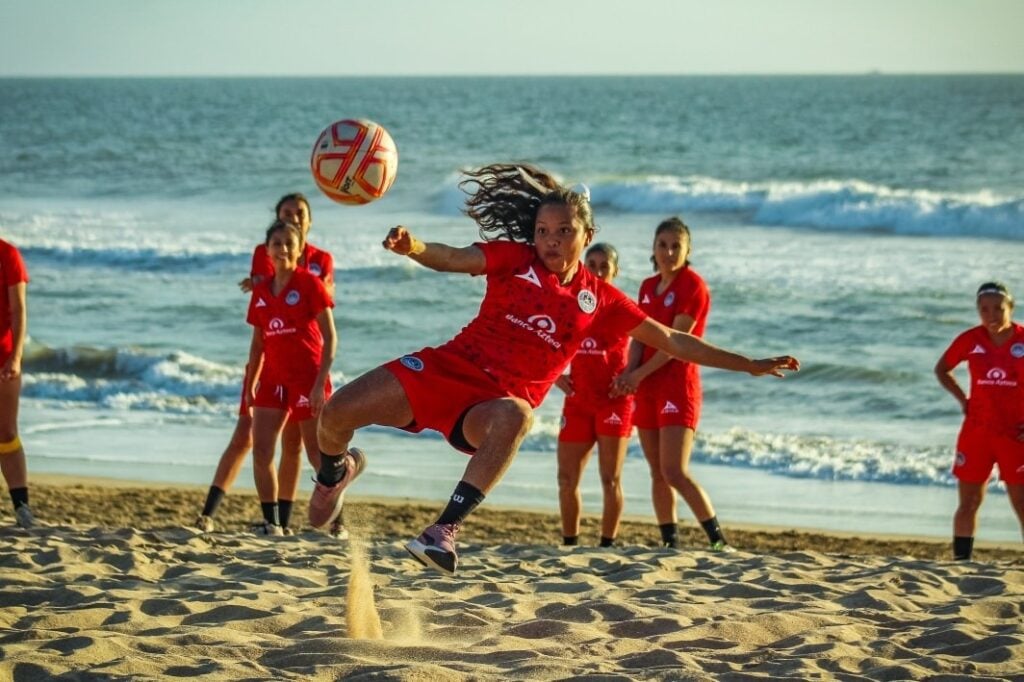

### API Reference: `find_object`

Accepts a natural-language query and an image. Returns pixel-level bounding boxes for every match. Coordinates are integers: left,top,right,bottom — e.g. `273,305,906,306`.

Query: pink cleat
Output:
308,448,366,529
406,522,461,575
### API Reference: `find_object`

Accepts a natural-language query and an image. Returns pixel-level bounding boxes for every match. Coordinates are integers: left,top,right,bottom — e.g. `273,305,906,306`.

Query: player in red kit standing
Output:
195,193,336,536
613,217,727,551
245,220,336,536
0,237,35,528
555,242,633,547
312,164,798,575
935,282,1024,560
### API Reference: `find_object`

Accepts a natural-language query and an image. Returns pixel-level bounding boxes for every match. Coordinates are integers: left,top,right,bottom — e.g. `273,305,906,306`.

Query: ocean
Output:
2,75,1022,541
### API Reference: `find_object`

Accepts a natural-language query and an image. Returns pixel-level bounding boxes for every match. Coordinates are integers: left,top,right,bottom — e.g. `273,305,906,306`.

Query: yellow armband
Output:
0,436,22,455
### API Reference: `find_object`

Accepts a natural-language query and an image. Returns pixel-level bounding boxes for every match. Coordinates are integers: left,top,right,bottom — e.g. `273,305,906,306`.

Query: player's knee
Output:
600,472,621,491
557,468,577,491
496,398,534,436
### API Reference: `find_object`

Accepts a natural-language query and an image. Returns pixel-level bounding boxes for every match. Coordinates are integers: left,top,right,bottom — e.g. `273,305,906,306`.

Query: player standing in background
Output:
195,193,337,535
555,242,633,547
245,219,336,536
935,281,1024,560
0,236,35,528
613,217,730,551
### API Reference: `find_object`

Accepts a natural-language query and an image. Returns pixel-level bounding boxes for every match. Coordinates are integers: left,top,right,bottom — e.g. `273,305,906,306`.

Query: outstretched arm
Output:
383,226,486,274
628,317,799,377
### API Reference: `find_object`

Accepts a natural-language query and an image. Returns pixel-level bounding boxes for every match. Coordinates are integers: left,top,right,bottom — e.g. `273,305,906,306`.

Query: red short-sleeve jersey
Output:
251,242,334,288
943,324,1024,437
637,268,710,387
438,241,647,407
247,269,333,383
564,323,632,407
0,239,29,357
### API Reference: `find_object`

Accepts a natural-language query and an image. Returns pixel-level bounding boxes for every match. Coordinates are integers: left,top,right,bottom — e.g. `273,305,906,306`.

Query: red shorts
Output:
559,397,634,441
953,423,1024,485
384,347,511,454
251,374,331,422
634,375,701,430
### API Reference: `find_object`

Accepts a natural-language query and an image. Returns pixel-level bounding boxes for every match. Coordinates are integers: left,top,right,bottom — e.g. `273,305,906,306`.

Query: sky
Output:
1,0,1022,77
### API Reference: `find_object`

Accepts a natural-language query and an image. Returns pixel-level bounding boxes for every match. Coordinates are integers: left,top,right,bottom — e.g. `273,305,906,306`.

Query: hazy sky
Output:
2,0,1022,77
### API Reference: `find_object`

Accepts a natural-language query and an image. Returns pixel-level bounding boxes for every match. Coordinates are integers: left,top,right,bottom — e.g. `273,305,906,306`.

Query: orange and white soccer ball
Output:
310,119,398,205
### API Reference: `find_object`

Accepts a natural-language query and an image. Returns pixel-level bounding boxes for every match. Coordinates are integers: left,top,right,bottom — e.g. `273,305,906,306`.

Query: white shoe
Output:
194,514,215,533
253,520,284,537
328,517,350,541
14,504,36,529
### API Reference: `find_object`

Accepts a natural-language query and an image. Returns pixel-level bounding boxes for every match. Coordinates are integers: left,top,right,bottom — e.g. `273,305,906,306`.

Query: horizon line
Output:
2,70,1023,79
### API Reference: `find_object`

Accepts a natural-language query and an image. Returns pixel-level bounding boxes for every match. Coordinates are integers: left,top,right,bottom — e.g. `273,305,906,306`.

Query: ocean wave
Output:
435,175,1023,239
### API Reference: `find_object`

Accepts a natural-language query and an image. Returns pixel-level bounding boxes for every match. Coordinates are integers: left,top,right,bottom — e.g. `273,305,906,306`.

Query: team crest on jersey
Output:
661,400,679,414
514,266,543,288
969,344,986,354
400,355,424,371
664,292,676,307
286,290,300,305
1012,343,1024,358
308,264,322,277
578,289,597,314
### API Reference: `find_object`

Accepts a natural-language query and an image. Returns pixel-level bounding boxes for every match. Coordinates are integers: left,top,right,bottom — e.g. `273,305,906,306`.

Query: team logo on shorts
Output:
954,451,966,468
1012,343,1024,358
664,292,675,307
400,355,424,371
661,400,679,414
286,290,300,305
578,289,597,314
296,394,310,407
604,412,622,425
308,264,322,277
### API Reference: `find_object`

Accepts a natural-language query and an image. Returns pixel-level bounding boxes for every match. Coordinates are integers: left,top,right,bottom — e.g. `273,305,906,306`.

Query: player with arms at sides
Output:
311,164,799,574
245,219,336,536
612,217,731,551
935,282,1024,560
554,241,633,547
0,236,34,528
195,193,336,535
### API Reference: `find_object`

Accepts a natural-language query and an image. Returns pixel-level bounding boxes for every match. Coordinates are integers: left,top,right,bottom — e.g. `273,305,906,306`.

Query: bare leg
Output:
638,427,676,525
277,424,304,504
659,426,715,522
0,377,27,491
1005,483,1024,541
317,367,414,455
596,434,628,540
209,412,254,491
457,397,534,494
252,407,288,504
557,440,595,538
953,481,986,537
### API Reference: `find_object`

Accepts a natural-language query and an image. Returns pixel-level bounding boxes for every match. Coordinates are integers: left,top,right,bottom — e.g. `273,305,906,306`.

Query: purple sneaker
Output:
308,448,366,529
406,523,460,575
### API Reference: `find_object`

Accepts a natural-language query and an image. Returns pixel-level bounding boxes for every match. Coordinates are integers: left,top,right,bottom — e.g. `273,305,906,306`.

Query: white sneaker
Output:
253,520,284,537
194,514,215,533
328,517,350,541
14,504,36,529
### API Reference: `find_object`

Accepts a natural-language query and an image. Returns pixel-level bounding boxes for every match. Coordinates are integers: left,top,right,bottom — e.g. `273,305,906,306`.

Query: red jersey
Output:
439,241,647,408
251,242,334,289
564,323,632,408
247,270,333,383
943,323,1024,437
0,239,29,357
637,268,710,387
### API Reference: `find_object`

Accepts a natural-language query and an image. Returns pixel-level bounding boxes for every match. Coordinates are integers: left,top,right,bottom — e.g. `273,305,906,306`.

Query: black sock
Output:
562,535,578,546
599,536,615,548
700,516,726,545
201,486,225,517
953,536,974,561
277,499,293,528
260,502,280,526
659,522,678,548
317,452,347,486
9,487,28,510
436,481,485,526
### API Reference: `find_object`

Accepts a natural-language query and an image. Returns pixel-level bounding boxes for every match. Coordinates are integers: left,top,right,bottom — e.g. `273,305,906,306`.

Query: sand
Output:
1,476,1022,680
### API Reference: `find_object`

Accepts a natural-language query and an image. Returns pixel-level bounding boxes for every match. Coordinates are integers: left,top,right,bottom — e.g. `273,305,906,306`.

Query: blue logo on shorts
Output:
400,355,424,371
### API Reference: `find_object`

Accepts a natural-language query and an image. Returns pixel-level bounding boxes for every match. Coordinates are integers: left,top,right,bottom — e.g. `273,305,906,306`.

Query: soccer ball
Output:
310,119,398,205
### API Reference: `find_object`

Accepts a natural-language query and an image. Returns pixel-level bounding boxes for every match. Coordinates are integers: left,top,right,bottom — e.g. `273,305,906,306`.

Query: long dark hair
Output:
651,216,692,271
274,192,312,222
460,163,594,243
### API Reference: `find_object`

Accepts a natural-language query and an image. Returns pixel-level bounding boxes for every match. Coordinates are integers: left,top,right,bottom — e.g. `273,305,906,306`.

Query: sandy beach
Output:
0,477,1021,680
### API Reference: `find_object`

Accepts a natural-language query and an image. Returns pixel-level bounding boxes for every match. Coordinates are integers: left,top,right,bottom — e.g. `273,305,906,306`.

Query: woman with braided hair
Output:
309,163,799,575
